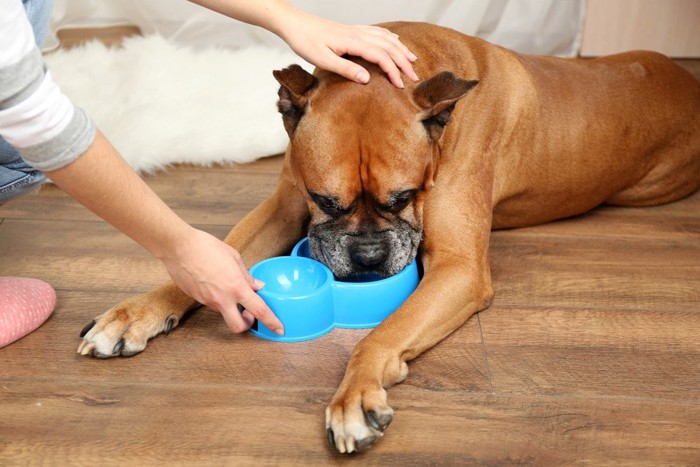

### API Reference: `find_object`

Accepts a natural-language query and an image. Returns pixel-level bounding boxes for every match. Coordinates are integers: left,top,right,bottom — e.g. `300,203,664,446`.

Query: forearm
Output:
188,0,417,88
188,0,303,37
45,130,193,261
48,130,284,334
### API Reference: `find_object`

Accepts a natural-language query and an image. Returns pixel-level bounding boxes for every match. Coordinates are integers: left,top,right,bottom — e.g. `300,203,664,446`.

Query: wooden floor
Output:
1,45,699,465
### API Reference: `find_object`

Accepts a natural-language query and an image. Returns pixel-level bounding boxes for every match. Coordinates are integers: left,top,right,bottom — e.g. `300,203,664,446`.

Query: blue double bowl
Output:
248,237,420,342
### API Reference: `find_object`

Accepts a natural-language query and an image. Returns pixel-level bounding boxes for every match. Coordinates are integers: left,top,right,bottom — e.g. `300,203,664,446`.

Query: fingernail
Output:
409,52,418,61
356,69,370,84
254,279,265,289
275,328,284,336
412,71,419,81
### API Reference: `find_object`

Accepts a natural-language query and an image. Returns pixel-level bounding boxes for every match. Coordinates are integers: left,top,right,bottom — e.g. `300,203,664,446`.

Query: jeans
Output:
0,0,55,204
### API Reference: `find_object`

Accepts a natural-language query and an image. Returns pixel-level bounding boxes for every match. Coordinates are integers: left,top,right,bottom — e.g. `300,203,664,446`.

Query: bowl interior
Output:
252,257,330,297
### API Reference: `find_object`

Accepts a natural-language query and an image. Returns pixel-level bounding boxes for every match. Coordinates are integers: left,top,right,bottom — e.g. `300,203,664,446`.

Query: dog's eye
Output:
380,189,417,213
310,193,347,218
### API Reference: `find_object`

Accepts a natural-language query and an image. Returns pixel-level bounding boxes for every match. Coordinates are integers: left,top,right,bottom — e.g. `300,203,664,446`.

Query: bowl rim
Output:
250,255,334,300
291,237,418,288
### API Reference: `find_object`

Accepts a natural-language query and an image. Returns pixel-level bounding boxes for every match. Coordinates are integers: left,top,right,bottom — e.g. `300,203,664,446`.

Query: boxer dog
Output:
77,22,700,453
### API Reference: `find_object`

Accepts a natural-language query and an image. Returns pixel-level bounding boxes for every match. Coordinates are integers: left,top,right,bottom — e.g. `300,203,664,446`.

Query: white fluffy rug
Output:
45,35,309,173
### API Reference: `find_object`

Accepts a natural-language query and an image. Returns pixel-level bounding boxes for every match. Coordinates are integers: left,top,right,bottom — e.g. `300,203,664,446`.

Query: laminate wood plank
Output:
2,212,697,309
480,306,700,400
2,159,698,235
0,156,284,226
54,26,143,49
489,233,699,312
676,59,700,79
508,191,700,241
2,28,698,463
1,381,698,465
0,290,489,392
0,218,233,292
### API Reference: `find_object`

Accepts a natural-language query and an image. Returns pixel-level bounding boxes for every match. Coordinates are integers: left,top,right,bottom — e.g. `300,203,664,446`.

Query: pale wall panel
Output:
581,0,700,57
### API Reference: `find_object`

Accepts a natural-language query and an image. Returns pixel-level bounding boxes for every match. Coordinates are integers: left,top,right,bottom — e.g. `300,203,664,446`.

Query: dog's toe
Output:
78,297,181,358
325,384,392,454
366,409,393,432
355,435,379,453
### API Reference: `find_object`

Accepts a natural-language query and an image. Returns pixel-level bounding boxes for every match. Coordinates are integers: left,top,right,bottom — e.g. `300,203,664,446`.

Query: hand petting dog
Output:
190,0,418,88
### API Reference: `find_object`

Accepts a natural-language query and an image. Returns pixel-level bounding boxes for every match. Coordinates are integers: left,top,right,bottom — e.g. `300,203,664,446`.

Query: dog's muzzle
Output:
348,234,389,269
308,226,421,279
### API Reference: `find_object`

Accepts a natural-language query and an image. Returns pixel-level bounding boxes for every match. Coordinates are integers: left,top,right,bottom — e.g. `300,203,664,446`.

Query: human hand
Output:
161,227,284,336
189,0,417,87
43,128,282,337
277,11,418,88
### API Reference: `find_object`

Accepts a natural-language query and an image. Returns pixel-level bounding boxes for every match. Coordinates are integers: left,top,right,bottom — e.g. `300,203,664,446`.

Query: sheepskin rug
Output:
45,35,309,173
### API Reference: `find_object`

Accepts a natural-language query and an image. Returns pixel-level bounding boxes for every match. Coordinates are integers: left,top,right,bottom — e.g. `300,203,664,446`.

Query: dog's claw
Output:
79,320,96,337
163,316,175,335
367,411,381,431
367,410,392,432
77,341,95,356
327,428,336,450
356,436,378,452
93,351,113,359
113,339,125,355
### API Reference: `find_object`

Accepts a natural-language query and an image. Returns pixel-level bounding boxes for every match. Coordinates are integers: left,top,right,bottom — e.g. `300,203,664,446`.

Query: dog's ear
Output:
413,71,478,141
273,64,319,136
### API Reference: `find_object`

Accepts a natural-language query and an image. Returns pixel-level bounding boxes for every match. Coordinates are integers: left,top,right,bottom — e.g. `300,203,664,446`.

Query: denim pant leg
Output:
0,0,55,204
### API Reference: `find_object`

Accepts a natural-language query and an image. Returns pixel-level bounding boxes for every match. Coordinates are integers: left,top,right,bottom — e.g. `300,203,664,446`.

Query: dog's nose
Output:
349,240,388,268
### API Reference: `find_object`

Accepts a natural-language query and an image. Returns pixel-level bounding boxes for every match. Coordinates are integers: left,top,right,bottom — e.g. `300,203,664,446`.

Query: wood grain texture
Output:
1,382,698,465
2,159,698,465
53,25,143,49
0,158,283,226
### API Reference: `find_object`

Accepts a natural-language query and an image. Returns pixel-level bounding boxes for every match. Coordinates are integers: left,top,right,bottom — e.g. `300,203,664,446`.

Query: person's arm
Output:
45,130,284,336
189,0,418,88
0,0,282,336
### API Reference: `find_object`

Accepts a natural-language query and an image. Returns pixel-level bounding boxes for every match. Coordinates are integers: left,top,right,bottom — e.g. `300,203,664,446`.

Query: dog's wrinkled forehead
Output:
290,88,429,199
274,63,479,201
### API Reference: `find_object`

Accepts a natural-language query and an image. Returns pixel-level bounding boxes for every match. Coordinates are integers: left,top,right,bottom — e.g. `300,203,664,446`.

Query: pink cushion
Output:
0,277,56,348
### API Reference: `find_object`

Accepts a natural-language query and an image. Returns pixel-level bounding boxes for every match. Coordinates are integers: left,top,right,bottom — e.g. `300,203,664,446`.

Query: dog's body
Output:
78,23,700,453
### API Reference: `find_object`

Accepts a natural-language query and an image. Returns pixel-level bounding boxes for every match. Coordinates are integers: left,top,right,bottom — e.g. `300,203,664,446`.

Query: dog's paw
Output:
325,382,394,454
77,294,180,358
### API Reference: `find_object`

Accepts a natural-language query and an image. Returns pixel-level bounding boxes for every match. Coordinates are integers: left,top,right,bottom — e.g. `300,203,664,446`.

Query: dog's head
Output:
273,63,477,279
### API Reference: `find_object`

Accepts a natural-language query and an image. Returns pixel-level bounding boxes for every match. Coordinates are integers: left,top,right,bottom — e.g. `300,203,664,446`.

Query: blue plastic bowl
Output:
249,237,420,342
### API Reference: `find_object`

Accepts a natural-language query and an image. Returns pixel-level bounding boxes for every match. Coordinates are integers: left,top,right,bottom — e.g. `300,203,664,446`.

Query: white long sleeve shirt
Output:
0,0,95,171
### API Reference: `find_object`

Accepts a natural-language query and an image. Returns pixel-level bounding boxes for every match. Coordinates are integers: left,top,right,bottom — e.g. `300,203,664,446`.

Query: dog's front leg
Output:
222,160,310,265
326,214,494,453
78,159,309,358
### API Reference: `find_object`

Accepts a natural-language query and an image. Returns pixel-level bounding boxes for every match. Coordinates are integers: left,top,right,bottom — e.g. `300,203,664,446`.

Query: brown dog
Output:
77,22,700,453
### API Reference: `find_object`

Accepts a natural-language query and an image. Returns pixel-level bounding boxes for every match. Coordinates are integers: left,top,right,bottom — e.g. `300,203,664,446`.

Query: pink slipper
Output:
0,277,56,348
